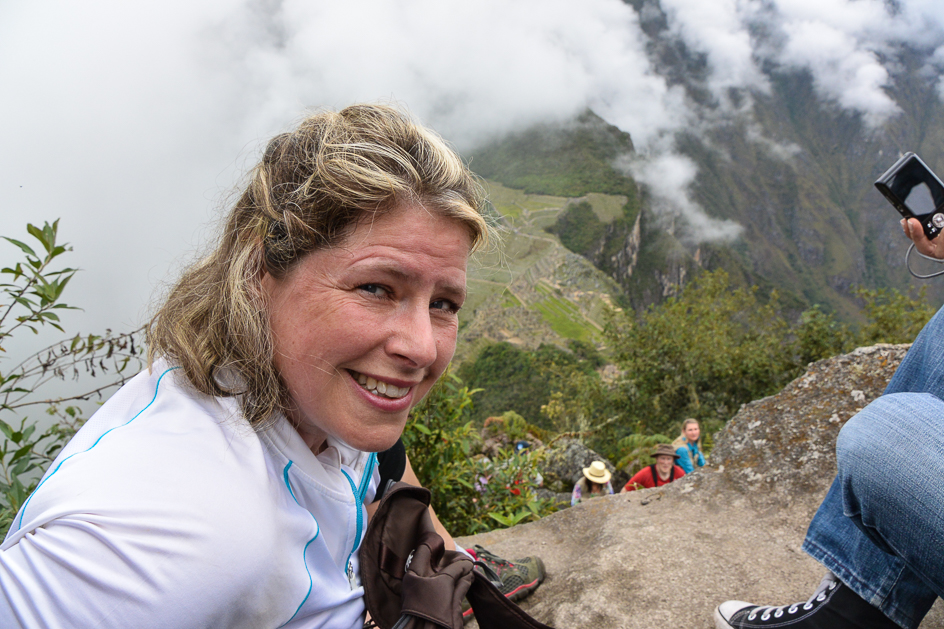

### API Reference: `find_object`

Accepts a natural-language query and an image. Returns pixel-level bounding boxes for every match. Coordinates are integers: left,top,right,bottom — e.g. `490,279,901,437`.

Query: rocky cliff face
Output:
458,344,944,628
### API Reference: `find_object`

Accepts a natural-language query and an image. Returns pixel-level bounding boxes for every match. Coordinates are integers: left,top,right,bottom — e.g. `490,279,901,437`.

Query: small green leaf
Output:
1,237,37,258
11,443,33,462
26,223,49,252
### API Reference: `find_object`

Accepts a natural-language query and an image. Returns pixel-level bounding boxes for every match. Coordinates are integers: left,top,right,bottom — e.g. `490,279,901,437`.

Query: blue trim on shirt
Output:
280,460,320,628
340,452,376,577
357,453,377,503
16,366,179,531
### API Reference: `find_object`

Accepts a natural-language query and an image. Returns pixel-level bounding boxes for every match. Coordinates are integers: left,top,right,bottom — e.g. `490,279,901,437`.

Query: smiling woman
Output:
261,204,472,454
0,104,490,629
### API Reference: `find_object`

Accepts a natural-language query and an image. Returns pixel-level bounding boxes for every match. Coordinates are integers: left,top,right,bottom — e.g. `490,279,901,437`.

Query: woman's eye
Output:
358,284,389,298
431,299,460,314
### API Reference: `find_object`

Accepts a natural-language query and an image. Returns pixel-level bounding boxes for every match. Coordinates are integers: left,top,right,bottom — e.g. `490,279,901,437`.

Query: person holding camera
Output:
715,216,944,628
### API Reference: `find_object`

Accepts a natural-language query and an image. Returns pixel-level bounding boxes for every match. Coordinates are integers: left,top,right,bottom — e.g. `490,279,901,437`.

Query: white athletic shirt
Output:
0,360,379,629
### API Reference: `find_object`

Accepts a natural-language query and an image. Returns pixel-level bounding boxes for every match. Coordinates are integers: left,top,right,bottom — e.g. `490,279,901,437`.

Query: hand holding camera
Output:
876,152,944,275
902,217,944,260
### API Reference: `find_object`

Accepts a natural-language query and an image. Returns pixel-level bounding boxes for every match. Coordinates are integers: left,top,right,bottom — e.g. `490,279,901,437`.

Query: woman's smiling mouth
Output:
351,371,411,399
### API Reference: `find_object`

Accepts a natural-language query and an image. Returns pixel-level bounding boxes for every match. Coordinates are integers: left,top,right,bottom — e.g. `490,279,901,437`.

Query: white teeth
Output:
352,372,408,399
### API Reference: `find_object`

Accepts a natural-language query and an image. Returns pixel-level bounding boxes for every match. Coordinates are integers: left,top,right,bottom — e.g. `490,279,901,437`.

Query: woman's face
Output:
684,422,700,443
261,202,471,454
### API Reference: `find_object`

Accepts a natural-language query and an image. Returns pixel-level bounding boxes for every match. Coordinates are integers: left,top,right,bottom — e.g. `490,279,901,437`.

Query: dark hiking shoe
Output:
714,573,899,629
461,545,546,622
472,545,546,601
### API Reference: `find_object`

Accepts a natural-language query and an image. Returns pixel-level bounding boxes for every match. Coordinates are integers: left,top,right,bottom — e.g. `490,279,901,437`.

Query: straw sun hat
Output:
582,461,611,485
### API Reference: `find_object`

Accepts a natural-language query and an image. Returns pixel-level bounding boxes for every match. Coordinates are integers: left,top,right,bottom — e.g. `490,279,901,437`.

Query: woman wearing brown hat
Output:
571,460,615,506
620,443,687,492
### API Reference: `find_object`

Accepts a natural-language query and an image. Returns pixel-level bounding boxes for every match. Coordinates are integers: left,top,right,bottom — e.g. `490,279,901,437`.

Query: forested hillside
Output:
466,9,944,326
450,0,944,455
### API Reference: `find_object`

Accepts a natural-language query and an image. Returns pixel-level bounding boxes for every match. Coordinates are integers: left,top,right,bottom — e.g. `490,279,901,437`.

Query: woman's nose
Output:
386,304,438,368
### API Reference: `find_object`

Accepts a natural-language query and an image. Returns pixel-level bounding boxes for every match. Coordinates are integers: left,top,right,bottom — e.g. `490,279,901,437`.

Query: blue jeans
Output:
803,306,944,629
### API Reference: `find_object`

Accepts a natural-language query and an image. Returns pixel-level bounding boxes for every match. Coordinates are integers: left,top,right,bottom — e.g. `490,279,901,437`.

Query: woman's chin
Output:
342,427,404,454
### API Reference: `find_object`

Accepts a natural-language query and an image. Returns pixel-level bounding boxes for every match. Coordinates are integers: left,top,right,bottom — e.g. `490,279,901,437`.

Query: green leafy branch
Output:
0,221,145,534
0,220,76,340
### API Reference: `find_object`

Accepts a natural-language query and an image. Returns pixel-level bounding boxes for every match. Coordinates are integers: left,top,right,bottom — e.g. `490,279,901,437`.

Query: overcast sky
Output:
4,0,944,342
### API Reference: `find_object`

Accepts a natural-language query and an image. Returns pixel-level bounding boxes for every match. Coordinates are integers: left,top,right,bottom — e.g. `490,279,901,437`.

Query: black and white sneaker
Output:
714,573,899,628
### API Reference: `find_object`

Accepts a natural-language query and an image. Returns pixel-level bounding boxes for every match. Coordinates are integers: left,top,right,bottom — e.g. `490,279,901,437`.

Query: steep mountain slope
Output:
678,53,944,319
466,35,944,330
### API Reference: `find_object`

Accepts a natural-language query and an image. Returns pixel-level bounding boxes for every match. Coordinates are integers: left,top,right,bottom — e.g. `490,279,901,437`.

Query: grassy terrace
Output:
533,281,601,342
457,180,622,356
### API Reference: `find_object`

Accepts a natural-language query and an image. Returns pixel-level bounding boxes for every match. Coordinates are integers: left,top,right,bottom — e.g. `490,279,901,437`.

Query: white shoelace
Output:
746,573,840,622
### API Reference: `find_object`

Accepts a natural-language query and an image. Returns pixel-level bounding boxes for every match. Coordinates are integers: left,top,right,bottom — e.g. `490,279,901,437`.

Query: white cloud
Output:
778,18,899,127
746,123,802,161
623,153,744,243
2,0,703,336
755,0,944,127
659,0,770,100
5,0,944,340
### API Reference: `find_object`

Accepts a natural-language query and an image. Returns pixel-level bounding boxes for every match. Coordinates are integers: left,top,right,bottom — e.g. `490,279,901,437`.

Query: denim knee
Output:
836,392,941,470
835,393,944,554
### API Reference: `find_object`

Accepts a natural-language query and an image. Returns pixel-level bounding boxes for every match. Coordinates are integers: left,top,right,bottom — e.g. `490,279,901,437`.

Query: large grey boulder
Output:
459,344,944,628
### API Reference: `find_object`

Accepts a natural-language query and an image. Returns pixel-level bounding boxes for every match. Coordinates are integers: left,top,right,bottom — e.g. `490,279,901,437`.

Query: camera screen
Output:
884,156,944,217
905,183,936,214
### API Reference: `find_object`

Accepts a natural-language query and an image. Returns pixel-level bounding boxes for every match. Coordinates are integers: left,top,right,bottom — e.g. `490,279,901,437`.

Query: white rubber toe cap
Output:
714,601,754,628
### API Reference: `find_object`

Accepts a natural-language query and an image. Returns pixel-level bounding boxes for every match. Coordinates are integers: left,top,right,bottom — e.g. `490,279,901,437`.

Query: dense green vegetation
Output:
456,340,601,428
545,201,606,256
470,110,640,206
605,270,801,435
460,269,935,453
402,373,556,536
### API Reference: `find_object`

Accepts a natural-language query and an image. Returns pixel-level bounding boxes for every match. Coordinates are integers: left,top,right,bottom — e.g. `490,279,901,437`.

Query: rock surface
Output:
459,344,944,628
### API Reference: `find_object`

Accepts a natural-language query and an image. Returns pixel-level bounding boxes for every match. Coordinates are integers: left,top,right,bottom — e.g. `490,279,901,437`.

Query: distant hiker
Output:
673,418,706,474
571,460,614,505
620,444,686,492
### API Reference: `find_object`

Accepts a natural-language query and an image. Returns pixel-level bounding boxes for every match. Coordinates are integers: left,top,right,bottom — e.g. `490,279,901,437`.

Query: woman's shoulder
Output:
8,364,271,540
